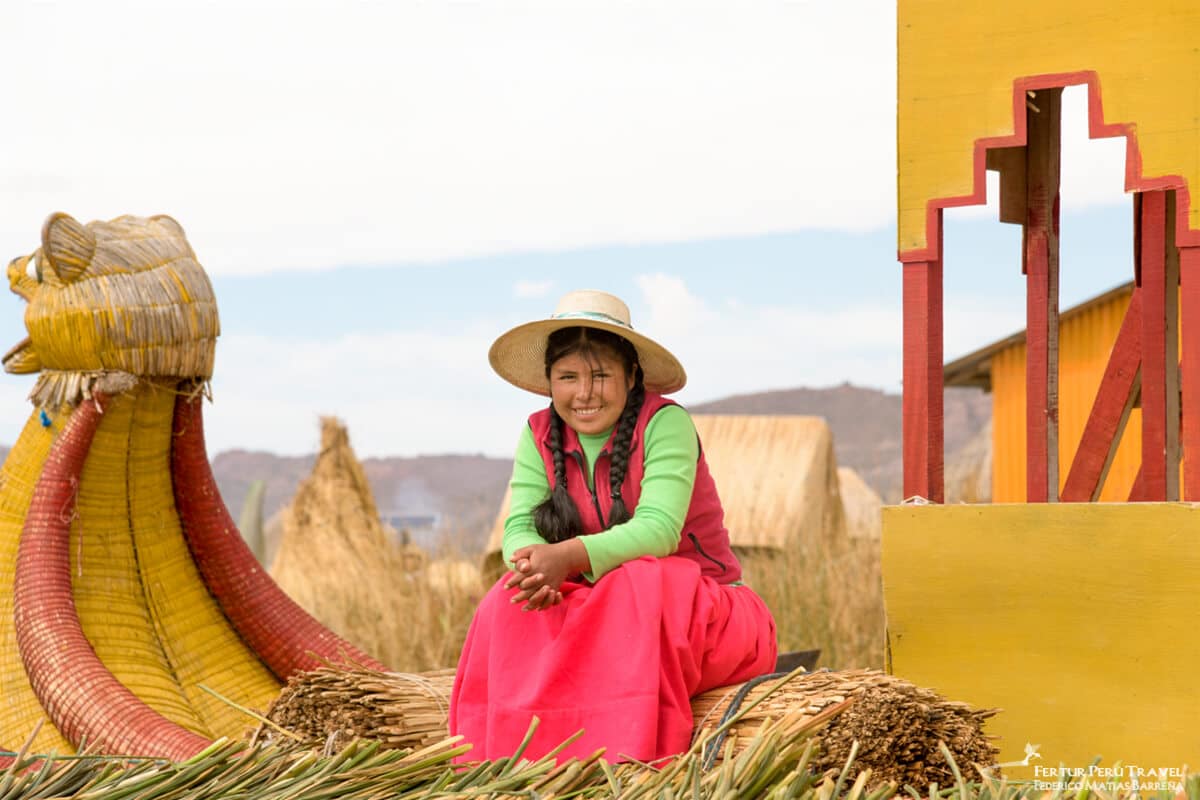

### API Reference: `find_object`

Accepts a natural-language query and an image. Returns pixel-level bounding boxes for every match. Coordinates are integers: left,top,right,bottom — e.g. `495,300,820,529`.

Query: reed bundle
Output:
692,668,998,787
256,666,456,752
260,665,998,785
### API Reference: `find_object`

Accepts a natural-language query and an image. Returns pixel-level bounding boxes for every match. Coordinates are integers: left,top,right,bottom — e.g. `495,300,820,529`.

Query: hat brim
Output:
489,318,687,397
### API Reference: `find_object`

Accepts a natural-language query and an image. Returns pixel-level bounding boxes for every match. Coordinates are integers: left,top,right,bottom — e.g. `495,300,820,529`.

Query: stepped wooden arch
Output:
902,75,1200,503
888,0,1200,770
897,4,1200,503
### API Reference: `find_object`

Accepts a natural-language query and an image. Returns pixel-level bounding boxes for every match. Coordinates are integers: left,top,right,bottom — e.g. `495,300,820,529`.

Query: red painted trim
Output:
1026,225,1052,503
1182,246,1200,501
902,250,944,503
899,70,1200,264
1061,291,1142,501
1023,89,1061,504
1140,191,1169,500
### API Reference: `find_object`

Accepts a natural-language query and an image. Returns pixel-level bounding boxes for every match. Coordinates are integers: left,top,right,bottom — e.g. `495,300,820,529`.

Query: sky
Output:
0,1,1137,459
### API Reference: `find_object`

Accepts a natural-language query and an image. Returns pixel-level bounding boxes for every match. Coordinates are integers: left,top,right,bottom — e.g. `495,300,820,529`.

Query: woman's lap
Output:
449,555,777,763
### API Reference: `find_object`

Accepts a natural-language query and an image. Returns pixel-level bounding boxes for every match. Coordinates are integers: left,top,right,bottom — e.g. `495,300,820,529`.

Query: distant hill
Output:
207,383,992,554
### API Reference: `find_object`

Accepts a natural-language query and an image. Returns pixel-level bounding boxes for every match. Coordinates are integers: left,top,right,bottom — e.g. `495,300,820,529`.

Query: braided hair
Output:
532,326,646,541
605,367,644,527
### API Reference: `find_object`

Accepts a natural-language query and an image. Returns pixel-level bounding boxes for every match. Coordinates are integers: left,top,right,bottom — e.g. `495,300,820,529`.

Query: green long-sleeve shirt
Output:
501,404,699,581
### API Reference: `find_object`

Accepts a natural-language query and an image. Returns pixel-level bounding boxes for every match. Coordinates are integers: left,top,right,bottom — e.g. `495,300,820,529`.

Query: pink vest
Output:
528,393,742,584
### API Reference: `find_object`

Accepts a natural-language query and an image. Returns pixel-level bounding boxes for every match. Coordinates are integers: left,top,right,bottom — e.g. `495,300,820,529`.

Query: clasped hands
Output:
506,538,590,612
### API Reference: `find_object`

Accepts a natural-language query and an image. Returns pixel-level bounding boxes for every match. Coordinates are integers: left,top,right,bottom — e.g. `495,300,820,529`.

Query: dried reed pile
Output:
269,418,480,672
257,666,456,752
270,418,412,668
260,665,997,785
692,669,998,787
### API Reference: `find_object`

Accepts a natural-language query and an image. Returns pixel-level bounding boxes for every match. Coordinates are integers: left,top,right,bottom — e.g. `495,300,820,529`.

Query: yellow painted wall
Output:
992,290,1142,502
883,502,1200,772
990,289,1186,502
898,1,1200,256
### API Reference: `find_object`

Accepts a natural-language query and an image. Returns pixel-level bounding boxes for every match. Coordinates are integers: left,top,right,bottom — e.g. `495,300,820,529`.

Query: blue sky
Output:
0,2,1137,458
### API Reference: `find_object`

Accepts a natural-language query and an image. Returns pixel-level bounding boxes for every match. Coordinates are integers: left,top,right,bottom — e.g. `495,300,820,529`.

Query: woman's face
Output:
548,348,634,436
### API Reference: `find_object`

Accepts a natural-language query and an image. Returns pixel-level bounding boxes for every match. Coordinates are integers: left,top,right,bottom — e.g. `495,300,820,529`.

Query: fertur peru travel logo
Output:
990,744,1187,793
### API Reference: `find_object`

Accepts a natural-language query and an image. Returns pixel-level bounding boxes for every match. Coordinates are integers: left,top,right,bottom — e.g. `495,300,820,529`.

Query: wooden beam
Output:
1165,192,1181,500
1024,88,1061,503
1061,291,1142,501
1139,190,1169,500
986,146,1027,226
1183,245,1200,500
902,240,944,503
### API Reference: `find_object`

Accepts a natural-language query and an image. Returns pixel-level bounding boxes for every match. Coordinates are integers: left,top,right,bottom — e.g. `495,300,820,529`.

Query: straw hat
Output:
489,289,687,396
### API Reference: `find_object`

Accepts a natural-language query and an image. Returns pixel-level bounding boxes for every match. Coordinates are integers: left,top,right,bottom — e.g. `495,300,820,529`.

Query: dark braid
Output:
532,403,584,543
605,366,645,527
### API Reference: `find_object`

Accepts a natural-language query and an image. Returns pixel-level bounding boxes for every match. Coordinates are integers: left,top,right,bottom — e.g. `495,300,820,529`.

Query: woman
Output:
450,289,777,763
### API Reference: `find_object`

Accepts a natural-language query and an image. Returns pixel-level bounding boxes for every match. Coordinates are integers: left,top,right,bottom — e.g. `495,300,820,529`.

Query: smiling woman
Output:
449,289,778,764
548,347,634,436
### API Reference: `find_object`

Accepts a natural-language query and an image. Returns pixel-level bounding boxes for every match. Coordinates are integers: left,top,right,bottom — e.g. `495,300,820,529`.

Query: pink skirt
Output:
449,555,777,763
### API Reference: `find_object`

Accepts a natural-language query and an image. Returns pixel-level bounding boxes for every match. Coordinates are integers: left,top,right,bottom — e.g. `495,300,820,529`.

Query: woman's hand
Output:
506,539,591,611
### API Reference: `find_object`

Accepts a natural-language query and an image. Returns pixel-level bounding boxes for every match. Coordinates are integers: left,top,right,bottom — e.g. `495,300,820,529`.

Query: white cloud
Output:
0,2,897,275
204,325,533,458
624,276,904,404
634,273,717,339
514,280,555,299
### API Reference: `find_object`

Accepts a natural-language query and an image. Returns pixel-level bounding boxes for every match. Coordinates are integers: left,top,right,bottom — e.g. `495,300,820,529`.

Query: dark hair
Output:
532,327,646,542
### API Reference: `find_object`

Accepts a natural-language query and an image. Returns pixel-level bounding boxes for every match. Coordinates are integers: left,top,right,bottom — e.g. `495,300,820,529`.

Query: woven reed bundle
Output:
692,669,998,785
257,666,455,752
6,213,218,409
261,666,998,784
